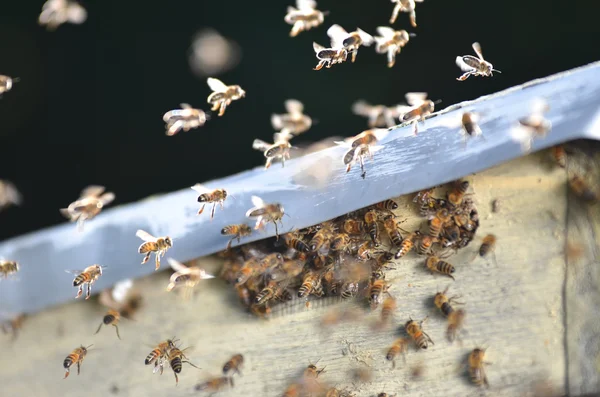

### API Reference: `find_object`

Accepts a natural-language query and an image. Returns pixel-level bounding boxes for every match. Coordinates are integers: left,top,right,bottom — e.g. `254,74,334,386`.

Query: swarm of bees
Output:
60,185,115,231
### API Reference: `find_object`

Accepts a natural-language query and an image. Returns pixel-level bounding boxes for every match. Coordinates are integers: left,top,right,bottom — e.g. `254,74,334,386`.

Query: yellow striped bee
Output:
206,77,245,116
63,344,92,379
65,264,105,300
191,184,229,219
136,229,173,271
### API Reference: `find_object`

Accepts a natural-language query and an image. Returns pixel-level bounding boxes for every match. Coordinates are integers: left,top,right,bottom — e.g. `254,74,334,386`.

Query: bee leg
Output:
457,72,471,81
218,102,227,117
197,204,206,215
95,321,103,335
76,285,83,299
265,157,273,169
155,253,161,271
64,369,70,379
313,61,324,71
422,330,434,345
351,51,357,63
219,201,225,210
346,163,352,173
226,238,234,251
211,102,219,112
274,221,280,240
77,362,81,375
281,155,286,168
85,284,92,300
390,4,400,23
114,324,121,340
210,203,217,220
141,252,151,265
174,372,179,385
409,10,417,28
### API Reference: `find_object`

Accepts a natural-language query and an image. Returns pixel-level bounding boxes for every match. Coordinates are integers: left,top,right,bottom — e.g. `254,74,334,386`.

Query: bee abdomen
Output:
73,274,86,287
479,243,490,257
255,288,274,304
145,351,159,365
63,355,75,369
198,193,210,203
171,357,182,373
103,314,116,325
441,302,454,317
376,200,398,211
416,335,428,349
438,261,455,274
138,242,154,254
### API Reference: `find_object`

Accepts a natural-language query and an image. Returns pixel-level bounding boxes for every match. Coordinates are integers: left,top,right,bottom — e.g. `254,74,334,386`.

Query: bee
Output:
271,99,312,138
99,279,143,320
374,27,414,68
461,112,483,142
425,256,455,280
163,103,206,136
166,258,214,298
401,92,437,135
63,344,92,379
270,257,306,281
330,232,351,253
95,309,122,339
491,199,501,213
282,382,302,397
223,354,244,376
255,280,284,304
343,218,365,235
382,215,404,247
364,210,381,246
511,99,552,152
191,184,229,218
551,145,566,168
60,185,115,231
352,100,410,128
0,76,19,95
194,376,234,392
136,229,173,271
378,295,397,327
167,346,200,385
386,337,409,368
405,317,434,349
413,188,434,204
304,361,326,379
373,251,395,271
249,303,272,318
298,270,321,298
569,175,599,203
245,195,285,238
284,0,327,37
66,264,105,300
343,144,385,179
434,286,466,342
378,393,397,397
417,235,436,255
389,0,424,27
476,234,497,265
395,231,421,259
145,338,178,374
447,180,470,207
282,231,310,253
206,77,245,116
312,42,348,70
429,208,451,236
369,271,390,309
38,0,87,31
327,25,374,63
252,133,293,169
221,224,253,250
0,179,22,210
0,313,26,340
453,213,476,232
468,347,491,387
309,222,334,251
456,42,501,81
0,260,19,279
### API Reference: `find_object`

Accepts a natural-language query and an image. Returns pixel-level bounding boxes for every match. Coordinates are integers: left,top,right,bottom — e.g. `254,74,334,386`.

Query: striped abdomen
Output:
255,285,275,304
436,260,455,275
64,354,76,369
428,217,443,238
170,357,182,374
341,282,359,299
441,302,454,317
298,275,317,298
417,235,434,255
412,330,428,349
103,313,117,325
376,200,398,211
73,273,91,287
395,238,414,258
138,241,158,254
285,236,310,253
145,349,161,365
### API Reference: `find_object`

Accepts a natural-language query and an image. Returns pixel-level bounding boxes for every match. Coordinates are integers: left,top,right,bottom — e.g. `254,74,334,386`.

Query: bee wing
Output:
284,99,304,116
271,114,283,130
327,24,348,48
67,3,87,24
136,229,157,242
472,42,484,60
455,56,474,72
167,258,189,272
191,183,210,194
313,42,326,53
405,92,428,106
351,100,371,116
530,98,550,114
80,185,105,199
356,28,374,46
376,26,396,39
180,103,192,109
64,269,84,276
392,105,412,119
111,279,133,303
252,139,271,152
297,0,317,10
251,195,266,209
99,192,115,206
1,181,22,205
273,132,293,143
207,77,228,92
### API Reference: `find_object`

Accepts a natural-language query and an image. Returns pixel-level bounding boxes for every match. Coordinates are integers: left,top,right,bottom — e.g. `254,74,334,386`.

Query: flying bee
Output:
374,27,414,68
468,347,491,387
206,77,245,116
343,144,385,179
369,271,390,309
136,230,173,271
194,376,234,392
395,231,421,259
401,92,437,135
0,179,22,210
163,103,207,136
252,133,293,169
63,344,92,379
460,112,483,143
0,313,26,340
386,337,409,368
312,42,348,70
284,0,328,37
352,100,410,128
447,180,470,207
191,184,229,219
364,210,381,246
511,99,552,152
167,346,200,385
551,145,566,168
569,175,599,203
166,258,214,298
425,256,455,280
327,25,374,63
221,224,252,250
38,0,87,31
379,294,397,326
456,42,501,81
223,354,244,376
60,185,115,231
0,260,19,279
304,361,327,379
245,195,285,239
271,99,312,138
405,317,434,349
66,264,105,300
145,338,178,375
95,309,122,340
389,0,424,27
434,286,466,342
0,75,19,95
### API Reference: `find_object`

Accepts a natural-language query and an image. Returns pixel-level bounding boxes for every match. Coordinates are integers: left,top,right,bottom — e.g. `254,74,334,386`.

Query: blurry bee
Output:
395,231,421,259
374,27,414,68
236,285,252,307
271,99,312,138
369,271,390,309
382,215,404,247
145,338,178,375
235,257,261,286
447,180,470,207
194,376,234,392
206,77,245,116
327,25,374,63
377,393,397,397
425,256,455,280
245,195,285,238
312,42,348,70
0,313,26,340
0,76,19,95
343,144,385,179
390,0,424,27
304,361,326,379
163,103,206,136
298,270,321,298
550,145,566,168
343,218,365,235
255,280,283,304
188,28,241,77
223,354,244,376
405,317,434,349
99,279,143,320
191,184,229,218
475,234,497,265
282,382,302,397
511,99,551,152
38,0,87,31
166,258,214,298
379,295,397,326
461,112,483,142
282,231,310,253
453,213,476,232
285,0,328,37
326,387,355,397
351,366,373,383
352,100,410,128
249,303,272,318
167,346,200,385
468,347,491,387
413,188,434,204
270,256,306,281
491,199,501,213
60,185,115,231
330,232,351,253
410,362,426,380
63,344,92,379
416,235,436,255
569,175,599,203
0,260,19,279
252,133,293,169
456,42,501,81
373,251,395,271
0,179,22,210
320,306,363,327
433,286,466,342
95,309,121,340
401,92,437,135
386,337,409,368
221,224,252,250
136,230,173,271
364,210,381,246
66,264,105,300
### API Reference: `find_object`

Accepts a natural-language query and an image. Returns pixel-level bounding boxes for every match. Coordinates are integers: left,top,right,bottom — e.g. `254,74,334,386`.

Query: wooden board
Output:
0,150,587,397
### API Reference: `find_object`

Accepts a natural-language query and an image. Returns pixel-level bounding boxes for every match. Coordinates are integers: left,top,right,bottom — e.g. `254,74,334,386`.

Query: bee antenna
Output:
492,69,502,73
409,33,417,37
433,99,443,105
85,344,94,349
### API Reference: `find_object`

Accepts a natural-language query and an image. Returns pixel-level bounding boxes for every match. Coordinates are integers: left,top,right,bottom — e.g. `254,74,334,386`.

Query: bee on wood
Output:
95,309,122,340
38,0,87,31
60,185,115,231
447,180,470,208
223,354,244,376
551,145,566,168
206,77,245,116
416,235,436,255
298,270,322,298
352,100,410,128
304,361,327,379
245,195,286,238
145,338,178,375
136,230,173,271
382,215,404,247
63,344,92,379
0,313,26,340
281,231,310,253
374,27,414,68
0,76,19,95
433,286,466,342
491,199,501,213
389,0,424,27
312,42,348,70
369,271,390,309
405,317,434,349
456,42,501,81
386,337,409,368
428,208,450,238
284,0,328,37
221,224,252,250
166,258,214,298
271,99,312,138
163,103,206,136
364,210,381,246
330,232,351,253
569,175,599,203
0,260,19,279
377,295,397,328
395,231,421,259
401,92,437,135
191,184,229,219
167,346,200,385
252,133,293,169
343,218,365,235
425,256,455,280
468,347,491,387
327,25,374,63
65,264,105,300
474,234,497,265
194,376,234,392
511,99,551,153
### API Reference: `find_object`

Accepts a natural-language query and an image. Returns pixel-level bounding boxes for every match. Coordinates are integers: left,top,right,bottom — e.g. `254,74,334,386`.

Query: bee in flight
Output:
63,344,92,379
0,260,19,279
389,0,424,27
245,196,286,238
252,132,293,169
312,42,348,71
0,313,26,340
456,42,501,81
95,309,122,340
145,338,178,375
0,180,22,210
374,27,414,68
66,264,105,300
401,92,438,135
206,77,245,116
0,76,19,95
38,0,87,31
336,128,388,179
60,185,115,231
190,184,229,219
136,229,173,271
166,345,200,385
221,224,253,250
352,100,410,128
166,258,214,299
510,99,551,153
194,376,234,392
327,25,374,63
271,99,312,138
285,0,328,37
98,278,143,320
163,103,207,136
222,354,244,376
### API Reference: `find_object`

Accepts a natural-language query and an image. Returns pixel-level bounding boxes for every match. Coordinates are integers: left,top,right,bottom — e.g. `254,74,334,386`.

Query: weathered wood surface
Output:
0,150,591,397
